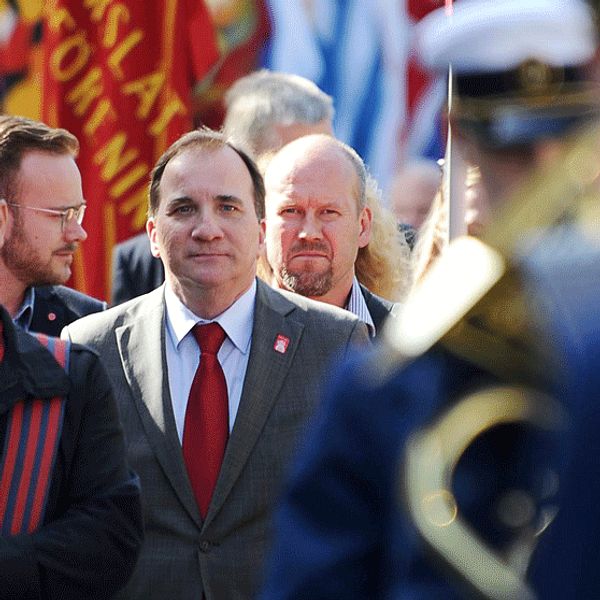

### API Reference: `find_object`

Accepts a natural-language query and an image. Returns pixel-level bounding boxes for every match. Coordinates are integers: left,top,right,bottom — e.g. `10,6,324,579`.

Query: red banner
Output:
40,0,219,301
193,0,271,129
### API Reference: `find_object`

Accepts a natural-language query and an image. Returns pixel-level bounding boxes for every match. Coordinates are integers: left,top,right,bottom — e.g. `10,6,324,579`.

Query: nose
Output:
63,219,87,243
191,212,224,241
298,213,323,241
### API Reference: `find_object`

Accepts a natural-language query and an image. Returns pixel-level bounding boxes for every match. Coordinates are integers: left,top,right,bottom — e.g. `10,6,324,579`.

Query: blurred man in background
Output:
223,69,334,158
389,158,441,230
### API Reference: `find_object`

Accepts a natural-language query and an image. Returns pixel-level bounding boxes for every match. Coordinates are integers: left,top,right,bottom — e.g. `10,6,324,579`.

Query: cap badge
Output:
518,59,558,95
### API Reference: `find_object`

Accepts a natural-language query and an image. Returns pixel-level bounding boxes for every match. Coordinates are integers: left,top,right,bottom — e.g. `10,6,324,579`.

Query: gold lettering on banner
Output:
66,67,103,116
46,0,190,235
83,98,117,137
108,29,144,79
110,164,148,198
122,72,165,119
19,0,43,21
84,0,112,23
120,186,150,230
93,133,139,181
149,95,186,136
103,3,131,47
50,32,92,82
46,2,76,32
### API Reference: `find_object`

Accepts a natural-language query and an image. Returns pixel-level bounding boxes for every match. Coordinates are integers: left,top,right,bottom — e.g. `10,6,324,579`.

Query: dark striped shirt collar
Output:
345,277,375,337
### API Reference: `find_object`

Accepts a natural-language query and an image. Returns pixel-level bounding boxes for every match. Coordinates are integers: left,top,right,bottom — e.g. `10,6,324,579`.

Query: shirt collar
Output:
13,287,35,332
164,279,256,354
345,276,375,337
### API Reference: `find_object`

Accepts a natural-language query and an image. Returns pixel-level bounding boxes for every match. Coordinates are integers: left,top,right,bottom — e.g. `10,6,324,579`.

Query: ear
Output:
258,219,266,255
357,205,372,249
146,218,161,258
0,200,7,249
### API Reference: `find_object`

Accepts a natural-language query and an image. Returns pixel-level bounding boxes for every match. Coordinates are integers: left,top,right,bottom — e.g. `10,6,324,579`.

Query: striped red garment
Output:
0,335,69,534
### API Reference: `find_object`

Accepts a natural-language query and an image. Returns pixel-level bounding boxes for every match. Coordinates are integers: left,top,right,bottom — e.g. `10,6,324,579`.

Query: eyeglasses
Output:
5,202,87,232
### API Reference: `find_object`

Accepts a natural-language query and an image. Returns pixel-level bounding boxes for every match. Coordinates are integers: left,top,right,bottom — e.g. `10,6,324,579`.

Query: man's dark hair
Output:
0,115,79,203
149,127,266,220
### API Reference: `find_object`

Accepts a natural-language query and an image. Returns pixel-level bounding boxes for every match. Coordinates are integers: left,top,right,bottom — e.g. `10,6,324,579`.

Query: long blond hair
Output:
355,175,412,301
410,186,448,287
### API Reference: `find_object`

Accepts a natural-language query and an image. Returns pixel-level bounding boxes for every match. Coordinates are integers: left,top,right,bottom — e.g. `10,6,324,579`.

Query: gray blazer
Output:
63,279,368,600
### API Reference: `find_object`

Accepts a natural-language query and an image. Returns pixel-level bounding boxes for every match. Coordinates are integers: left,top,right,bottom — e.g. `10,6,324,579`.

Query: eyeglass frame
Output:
3,201,87,232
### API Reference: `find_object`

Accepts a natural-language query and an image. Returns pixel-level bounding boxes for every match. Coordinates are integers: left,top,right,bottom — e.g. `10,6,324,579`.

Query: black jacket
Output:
31,285,106,336
359,284,398,333
0,307,143,600
110,233,164,306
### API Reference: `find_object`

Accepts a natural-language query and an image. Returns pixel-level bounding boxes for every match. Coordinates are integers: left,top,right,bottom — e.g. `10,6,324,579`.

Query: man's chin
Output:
281,270,332,298
33,266,71,287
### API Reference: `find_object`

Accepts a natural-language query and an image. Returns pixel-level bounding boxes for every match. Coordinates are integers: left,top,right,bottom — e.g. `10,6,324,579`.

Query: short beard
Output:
0,221,63,287
279,265,333,298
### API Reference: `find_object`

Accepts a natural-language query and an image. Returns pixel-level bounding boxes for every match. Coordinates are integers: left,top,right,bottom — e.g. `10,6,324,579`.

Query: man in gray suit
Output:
63,128,367,600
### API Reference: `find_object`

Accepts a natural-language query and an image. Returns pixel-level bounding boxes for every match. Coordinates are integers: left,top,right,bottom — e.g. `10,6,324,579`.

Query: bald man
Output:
262,134,397,335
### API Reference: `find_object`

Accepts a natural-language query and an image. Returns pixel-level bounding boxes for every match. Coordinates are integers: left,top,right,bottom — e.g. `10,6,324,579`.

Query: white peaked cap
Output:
416,0,598,74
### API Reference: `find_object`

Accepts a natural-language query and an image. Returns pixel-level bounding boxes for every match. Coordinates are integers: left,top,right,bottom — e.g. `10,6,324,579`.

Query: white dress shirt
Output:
345,276,376,337
164,280,256,442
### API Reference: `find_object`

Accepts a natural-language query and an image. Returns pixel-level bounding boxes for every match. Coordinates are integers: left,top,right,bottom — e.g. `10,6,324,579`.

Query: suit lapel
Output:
204,281,304,527
30,288,67,336
116,287,202,528
360,283,396,332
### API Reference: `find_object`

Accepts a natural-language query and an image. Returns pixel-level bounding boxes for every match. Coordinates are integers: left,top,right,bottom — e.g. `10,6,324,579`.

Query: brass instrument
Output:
404,386,563,600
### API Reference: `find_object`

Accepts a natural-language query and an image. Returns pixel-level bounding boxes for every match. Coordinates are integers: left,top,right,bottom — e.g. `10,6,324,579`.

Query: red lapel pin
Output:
273,334,290,354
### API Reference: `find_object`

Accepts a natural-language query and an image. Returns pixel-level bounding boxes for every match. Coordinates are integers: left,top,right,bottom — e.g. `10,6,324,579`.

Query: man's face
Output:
147,145,263,309
1,151,87,287
263,139,371,305
390,165,440,229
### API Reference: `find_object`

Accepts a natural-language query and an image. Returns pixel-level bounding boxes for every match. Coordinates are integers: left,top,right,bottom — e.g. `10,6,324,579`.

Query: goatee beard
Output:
279,266,333,297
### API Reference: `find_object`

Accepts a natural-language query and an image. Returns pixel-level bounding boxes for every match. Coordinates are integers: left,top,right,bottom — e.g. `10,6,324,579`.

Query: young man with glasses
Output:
0,115,105,335
0,198,143,598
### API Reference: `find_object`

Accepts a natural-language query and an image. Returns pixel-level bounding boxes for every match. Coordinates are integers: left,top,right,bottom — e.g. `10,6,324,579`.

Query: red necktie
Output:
183,322,229,519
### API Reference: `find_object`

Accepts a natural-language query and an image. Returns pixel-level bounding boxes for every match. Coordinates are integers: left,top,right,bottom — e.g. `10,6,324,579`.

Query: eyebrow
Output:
51,200,86,210
215,194,244,206
165,196,193,208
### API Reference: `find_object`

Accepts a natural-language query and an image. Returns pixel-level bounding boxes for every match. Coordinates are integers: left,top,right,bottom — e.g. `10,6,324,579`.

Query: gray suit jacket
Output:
63,279,368,600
